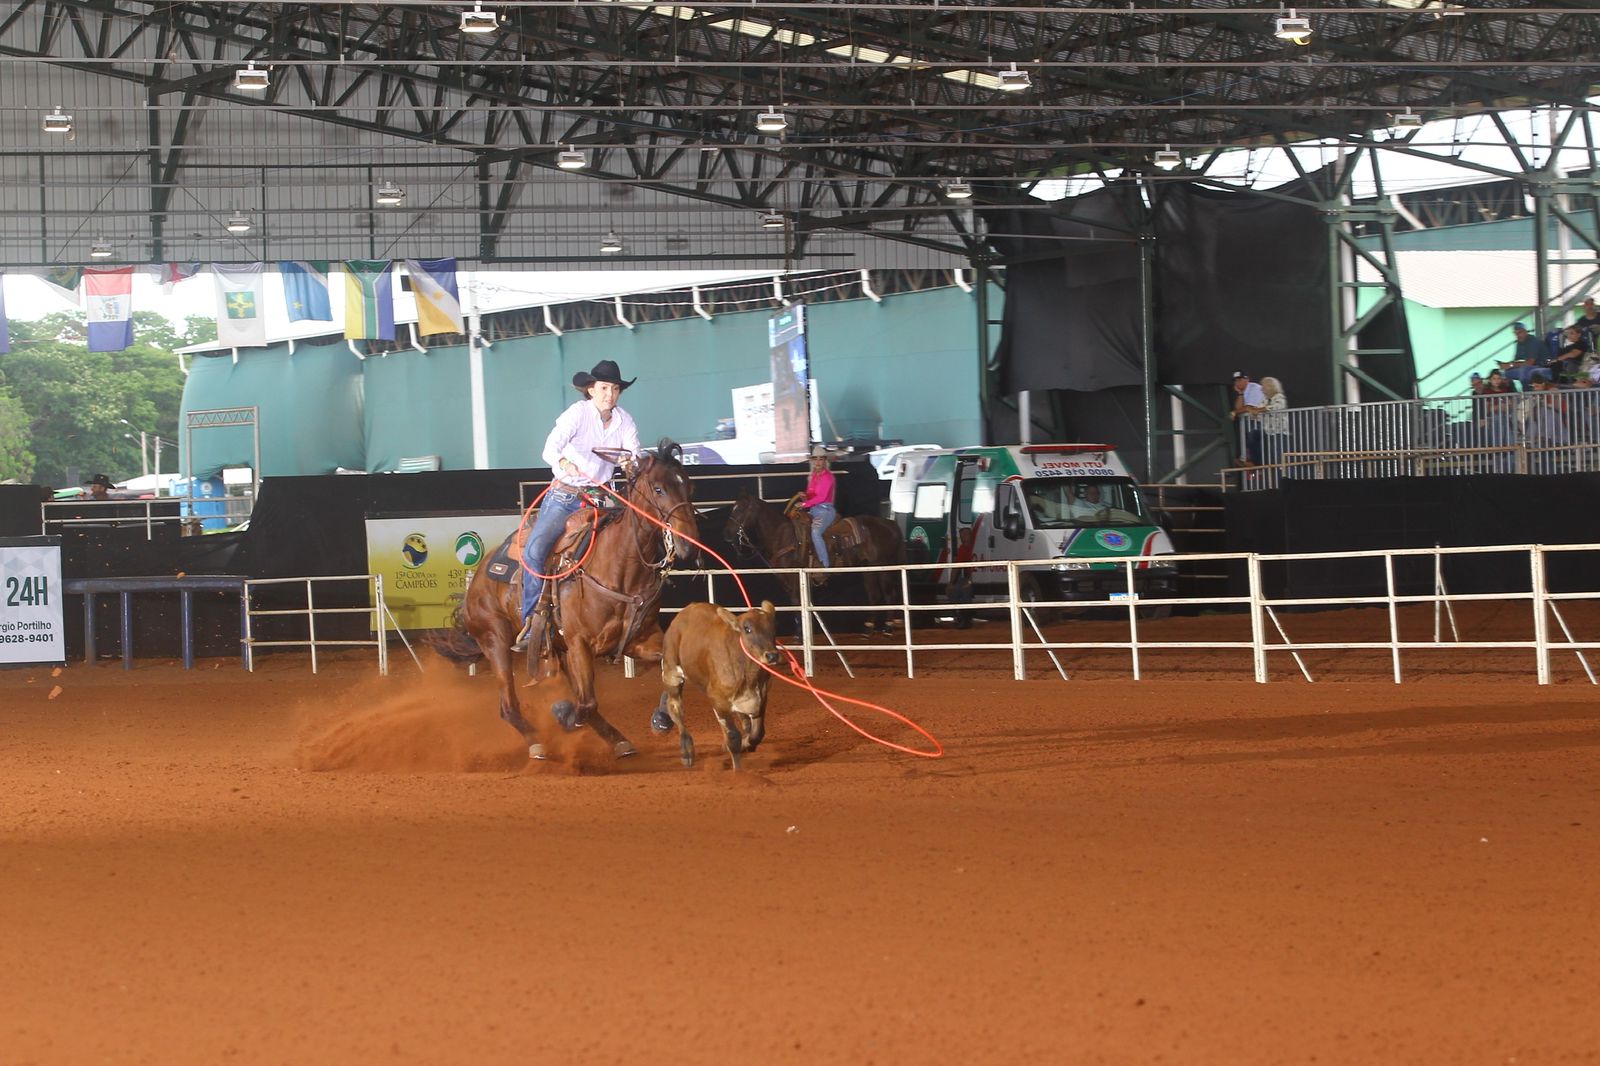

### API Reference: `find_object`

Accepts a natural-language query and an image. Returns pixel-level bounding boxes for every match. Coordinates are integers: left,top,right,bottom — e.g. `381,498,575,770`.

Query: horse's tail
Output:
421,608,485,665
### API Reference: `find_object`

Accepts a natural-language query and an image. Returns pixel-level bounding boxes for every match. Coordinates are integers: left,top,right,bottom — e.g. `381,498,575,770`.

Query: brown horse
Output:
823,514,906,628
724,490,905,628
724,488,813,599
431,440,699,760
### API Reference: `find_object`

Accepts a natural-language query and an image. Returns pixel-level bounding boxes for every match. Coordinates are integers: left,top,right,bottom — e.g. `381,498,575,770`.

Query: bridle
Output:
624,459,696,569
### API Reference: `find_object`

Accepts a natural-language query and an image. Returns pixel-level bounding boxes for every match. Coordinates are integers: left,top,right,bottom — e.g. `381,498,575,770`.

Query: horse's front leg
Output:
482,626,545,760
555,637,636,759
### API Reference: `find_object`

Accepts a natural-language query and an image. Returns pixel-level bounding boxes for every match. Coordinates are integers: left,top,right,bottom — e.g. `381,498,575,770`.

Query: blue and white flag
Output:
84,267,134,352
281,260,332,322
405,257,465,336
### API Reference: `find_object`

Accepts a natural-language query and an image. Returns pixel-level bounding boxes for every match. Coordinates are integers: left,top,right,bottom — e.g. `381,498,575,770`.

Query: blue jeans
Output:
520,487,585,623
808,503,836,567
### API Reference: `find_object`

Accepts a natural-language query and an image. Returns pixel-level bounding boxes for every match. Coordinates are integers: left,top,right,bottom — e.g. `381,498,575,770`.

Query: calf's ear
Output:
716,606,742,631
760,600,775,617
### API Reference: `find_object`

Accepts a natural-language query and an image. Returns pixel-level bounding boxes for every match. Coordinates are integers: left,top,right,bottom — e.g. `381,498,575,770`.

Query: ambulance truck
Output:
888,444,1179,610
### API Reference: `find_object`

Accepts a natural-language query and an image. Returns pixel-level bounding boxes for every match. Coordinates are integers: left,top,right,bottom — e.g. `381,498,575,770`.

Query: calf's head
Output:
719,600,781,665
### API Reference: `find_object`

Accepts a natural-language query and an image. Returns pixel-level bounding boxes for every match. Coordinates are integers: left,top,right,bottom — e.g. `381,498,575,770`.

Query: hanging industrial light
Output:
1152,146,1183,170
1274,9,1313,45
224,212,253,235
600,230,624,254
375,181,406,206
755,107,789,134
459,3,497,34
555,146,588,170
235,62,270,91
942,179,973,200
42,106,73,134
760,213,786,230
1394,109,1424,129
89,240,114,259
995,63,1032,92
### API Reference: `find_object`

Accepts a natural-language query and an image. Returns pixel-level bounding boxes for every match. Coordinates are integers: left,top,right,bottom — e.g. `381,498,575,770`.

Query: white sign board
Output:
0,537,65,664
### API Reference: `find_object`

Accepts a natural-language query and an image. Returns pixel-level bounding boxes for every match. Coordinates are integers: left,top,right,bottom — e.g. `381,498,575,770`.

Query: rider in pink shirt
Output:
798,446,836,567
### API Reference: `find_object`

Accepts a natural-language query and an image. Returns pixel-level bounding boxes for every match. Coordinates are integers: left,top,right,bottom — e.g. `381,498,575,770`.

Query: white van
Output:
889,444,1179,607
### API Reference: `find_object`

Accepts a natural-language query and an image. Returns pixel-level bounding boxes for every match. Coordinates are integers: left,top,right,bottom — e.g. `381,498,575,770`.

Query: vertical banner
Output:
0,537,65,664
213,262,268,347
344,260,395,341
364,513,522,630
84,267,135,352
405,258,465,336
0,273,9,354
281,260,332,322
768,303,810,459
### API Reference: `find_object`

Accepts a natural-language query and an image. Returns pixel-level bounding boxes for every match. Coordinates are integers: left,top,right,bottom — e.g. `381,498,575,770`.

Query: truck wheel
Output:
1019,574,1059,625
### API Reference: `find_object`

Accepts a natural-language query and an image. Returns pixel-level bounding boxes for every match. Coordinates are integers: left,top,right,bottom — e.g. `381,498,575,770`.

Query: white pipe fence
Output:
41,495,253,539
1232,387,1600,489
657,542,1600,684
243,574,393,674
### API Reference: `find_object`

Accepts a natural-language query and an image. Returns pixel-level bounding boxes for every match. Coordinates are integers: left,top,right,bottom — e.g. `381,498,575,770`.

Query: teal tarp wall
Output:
182,285,987,476
362,344,477,472
179,339,365,478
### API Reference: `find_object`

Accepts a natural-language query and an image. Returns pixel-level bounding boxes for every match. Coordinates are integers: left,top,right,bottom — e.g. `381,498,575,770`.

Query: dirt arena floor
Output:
3,605,1598,1064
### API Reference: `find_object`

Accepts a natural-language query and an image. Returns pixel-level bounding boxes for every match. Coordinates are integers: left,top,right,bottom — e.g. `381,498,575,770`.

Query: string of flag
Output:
0,259,465,355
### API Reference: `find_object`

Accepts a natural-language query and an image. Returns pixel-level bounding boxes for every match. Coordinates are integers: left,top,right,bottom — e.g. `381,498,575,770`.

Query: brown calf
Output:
658,601,782,770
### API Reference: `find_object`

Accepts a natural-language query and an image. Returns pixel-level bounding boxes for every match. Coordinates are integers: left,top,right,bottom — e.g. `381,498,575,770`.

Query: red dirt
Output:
3,614,1598,1064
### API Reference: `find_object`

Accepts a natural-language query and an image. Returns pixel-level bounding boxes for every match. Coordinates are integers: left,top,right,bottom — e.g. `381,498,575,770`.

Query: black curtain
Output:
987,186,1146,395
1154,185,1334,405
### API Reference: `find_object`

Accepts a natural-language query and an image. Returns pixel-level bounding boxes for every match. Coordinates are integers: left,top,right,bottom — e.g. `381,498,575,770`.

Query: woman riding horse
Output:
432,438,699,761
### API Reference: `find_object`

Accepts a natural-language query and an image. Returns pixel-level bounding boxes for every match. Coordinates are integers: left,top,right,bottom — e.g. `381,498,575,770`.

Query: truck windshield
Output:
1022,478,1147,529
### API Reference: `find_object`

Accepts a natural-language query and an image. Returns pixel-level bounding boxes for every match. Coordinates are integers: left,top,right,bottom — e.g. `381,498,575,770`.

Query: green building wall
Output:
180,284,989,477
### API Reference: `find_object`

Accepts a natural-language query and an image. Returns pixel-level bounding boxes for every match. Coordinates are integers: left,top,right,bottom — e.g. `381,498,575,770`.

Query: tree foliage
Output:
0,310,200,488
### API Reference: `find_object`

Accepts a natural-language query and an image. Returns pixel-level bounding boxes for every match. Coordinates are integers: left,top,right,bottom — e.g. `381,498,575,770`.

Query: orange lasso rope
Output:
574,474,943,759
515,481,602,583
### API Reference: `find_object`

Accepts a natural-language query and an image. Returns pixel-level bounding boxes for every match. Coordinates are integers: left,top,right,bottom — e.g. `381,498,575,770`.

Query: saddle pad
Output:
482,527,528,584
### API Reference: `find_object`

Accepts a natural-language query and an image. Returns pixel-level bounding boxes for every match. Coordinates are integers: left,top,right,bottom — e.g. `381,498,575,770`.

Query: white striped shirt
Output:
542,399,641,488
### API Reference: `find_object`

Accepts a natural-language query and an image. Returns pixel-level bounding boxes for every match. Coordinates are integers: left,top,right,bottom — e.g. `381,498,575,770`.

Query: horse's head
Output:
629,438,699,564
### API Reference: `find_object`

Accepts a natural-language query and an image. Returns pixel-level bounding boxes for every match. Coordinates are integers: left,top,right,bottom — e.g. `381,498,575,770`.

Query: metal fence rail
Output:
654,542,1600,685
243,574,390,674
1232,388,1600,489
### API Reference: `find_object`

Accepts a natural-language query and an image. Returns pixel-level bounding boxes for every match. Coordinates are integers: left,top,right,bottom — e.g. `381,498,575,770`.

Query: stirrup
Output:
510,616,536,653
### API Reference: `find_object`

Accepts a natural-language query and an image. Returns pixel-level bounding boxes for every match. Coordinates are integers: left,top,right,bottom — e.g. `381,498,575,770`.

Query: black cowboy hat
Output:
84,473,114,488
572,359,636,392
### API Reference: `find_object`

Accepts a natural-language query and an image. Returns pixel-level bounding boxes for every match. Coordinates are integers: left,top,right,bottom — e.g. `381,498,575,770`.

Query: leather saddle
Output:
483,501,622,587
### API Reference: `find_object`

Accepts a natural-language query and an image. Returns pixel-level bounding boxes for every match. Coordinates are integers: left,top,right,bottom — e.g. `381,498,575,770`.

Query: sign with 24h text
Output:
0,537,65,664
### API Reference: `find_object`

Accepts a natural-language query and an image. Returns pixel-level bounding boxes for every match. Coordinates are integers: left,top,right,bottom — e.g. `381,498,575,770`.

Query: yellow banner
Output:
366,513,522,630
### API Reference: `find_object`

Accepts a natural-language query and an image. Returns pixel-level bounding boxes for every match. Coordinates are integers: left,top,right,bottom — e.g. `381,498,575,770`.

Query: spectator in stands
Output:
1523,374,1569,469
1481,369,1518,472
1499,322,1548,389
1259,376,1289,468
84,473,113,501
512,359,641,652
1574,297,1600,343
1231,371,1267,466
1552,326,1588,383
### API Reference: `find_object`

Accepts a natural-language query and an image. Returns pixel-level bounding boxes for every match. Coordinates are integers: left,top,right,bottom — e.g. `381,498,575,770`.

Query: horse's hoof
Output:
650,706,673,734
551,700,581,732
528,743,547,761
614,741,637,759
